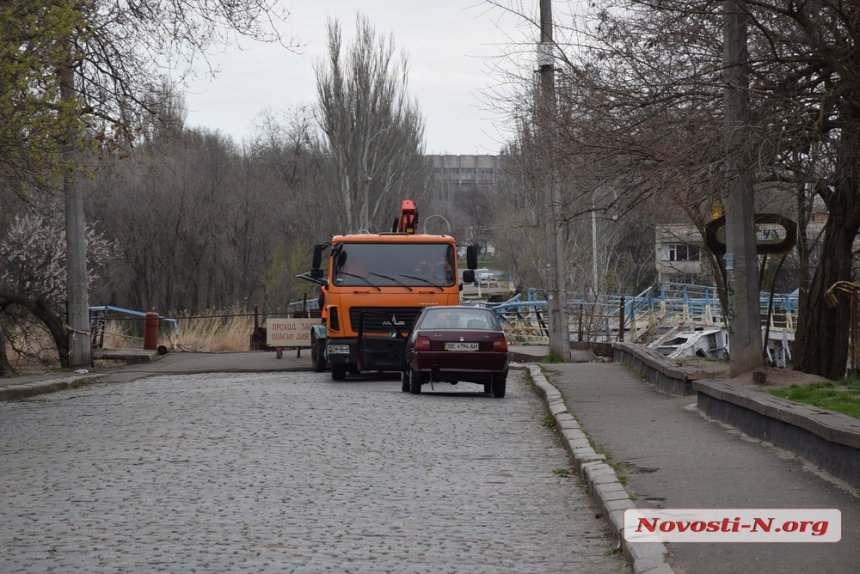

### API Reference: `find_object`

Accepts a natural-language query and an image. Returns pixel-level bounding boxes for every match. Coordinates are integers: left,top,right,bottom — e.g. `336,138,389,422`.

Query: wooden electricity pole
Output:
539,0,569,358
723,1,763,376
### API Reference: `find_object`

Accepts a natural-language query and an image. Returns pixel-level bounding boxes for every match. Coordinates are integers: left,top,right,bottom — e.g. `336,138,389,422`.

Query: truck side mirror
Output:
310,244,326,280
462,269,475,283
466,245,479,270
312,244,324,270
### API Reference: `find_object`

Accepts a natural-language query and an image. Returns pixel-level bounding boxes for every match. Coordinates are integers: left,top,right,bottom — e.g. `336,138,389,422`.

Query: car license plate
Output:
444,342,479,351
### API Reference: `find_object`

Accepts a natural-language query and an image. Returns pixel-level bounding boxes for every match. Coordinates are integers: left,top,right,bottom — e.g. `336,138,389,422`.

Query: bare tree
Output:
488,0,860,376
246,106,331,309
314,14,427,234
82,101,329,316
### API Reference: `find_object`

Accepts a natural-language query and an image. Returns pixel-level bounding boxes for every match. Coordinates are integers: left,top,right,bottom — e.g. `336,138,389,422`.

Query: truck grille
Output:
349,307,422,333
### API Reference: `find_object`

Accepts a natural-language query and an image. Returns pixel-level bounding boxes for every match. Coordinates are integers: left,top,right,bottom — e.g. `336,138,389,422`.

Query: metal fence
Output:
485,282,799,344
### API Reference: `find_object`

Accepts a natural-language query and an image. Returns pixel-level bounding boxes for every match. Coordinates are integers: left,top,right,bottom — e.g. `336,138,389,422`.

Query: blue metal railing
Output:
485,282,799,342
89,306,179,348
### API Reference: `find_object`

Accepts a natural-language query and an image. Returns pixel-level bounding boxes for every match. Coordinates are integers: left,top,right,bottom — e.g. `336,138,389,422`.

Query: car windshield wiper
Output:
336,271,381,291
399,274,443,291
370,272,414,291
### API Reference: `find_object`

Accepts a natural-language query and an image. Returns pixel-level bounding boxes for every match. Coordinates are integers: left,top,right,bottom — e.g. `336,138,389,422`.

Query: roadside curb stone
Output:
527,364,674,574
0,374,103,401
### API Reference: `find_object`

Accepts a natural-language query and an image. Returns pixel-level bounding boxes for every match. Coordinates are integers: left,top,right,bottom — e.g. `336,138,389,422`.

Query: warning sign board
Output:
266,318,320,347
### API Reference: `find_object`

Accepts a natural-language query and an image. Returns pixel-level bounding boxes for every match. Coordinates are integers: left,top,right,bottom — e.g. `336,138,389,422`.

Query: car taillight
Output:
416,336,431,351
492,337,507,352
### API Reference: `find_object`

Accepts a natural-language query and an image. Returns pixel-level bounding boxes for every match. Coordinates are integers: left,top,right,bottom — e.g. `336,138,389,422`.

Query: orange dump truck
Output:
302,200,477,381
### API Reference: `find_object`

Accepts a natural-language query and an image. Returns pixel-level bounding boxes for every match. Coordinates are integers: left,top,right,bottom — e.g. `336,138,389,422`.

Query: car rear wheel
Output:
492,371,507,398
409,368,423,394
401,371,410,392
331,364,347,381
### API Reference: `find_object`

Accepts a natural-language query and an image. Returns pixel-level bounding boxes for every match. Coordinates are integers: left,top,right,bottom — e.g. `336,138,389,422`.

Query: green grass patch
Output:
542,414,556,428
522,369,536,386
768,377,860,420
552,468,572,478
541,352,565,364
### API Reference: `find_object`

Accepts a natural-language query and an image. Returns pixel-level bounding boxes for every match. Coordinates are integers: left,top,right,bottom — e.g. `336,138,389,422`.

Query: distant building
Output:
655,216,828,286
428,155,501,189
655,224,705,285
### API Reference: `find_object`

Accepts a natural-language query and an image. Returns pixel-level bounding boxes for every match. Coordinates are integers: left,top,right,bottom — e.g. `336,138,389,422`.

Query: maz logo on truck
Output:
382,315,407,327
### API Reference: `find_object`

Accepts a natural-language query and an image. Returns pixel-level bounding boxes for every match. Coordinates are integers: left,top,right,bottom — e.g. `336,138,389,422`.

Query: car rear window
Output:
422,308,499,330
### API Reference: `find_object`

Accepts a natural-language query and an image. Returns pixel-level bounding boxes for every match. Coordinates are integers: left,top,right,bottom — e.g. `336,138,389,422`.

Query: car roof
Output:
424,305,491,312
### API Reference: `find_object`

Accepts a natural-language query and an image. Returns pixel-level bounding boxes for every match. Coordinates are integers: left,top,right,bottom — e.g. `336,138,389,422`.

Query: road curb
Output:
526,364,674,574
0,374,103,401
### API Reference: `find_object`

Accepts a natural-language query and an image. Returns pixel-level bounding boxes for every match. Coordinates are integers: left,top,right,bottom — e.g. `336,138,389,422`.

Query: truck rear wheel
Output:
311,331,326,373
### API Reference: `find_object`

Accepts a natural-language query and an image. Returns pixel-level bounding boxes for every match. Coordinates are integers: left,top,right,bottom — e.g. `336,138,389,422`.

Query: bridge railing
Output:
488,282,799,344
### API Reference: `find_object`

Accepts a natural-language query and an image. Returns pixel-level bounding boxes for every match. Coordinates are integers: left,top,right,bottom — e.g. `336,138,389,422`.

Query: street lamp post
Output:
422,214,451,235
592,195,599,295
538,0,569,359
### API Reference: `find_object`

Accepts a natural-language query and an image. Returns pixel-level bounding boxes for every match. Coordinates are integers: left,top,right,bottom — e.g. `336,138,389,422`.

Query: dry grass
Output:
2,308,258,376
1,319,62,374
174,310,254,352
99,309,256,352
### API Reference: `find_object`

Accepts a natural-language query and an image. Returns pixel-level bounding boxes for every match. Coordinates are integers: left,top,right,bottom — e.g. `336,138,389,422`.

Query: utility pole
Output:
62,61,91,368
539,0,569,358
723,1,763,376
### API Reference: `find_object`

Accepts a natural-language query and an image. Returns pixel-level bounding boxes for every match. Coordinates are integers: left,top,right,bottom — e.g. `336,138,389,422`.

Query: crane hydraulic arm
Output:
392,199,418,233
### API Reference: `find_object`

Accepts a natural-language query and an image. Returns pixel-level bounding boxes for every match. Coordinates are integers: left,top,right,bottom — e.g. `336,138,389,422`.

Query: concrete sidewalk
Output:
540,361,860,574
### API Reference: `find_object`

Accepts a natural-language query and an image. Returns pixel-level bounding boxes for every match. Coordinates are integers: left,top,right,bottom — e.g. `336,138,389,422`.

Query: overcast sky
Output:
181,1,536,155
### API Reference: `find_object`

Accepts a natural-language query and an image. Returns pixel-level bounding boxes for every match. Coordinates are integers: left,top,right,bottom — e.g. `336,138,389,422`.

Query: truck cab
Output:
321,235,461,380
303,200,479,381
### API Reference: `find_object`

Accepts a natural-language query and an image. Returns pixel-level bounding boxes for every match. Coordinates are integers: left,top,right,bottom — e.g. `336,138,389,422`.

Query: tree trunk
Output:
0,325,13,377
0,293,70,369
793,115,860,379
34,298,70,368
793,220,853,379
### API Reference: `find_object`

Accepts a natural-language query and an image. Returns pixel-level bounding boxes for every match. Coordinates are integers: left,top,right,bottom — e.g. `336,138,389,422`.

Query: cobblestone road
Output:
1,370,628,573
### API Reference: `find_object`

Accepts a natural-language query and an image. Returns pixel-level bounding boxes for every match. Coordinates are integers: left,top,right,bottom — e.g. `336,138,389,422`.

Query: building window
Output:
664,273,698,285
665,244,700,262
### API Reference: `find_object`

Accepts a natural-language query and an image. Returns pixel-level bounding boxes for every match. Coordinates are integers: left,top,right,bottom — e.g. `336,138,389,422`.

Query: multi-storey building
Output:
428,155,501,190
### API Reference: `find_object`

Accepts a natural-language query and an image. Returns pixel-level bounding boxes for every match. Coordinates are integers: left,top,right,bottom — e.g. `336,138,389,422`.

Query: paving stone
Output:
0,371,629,573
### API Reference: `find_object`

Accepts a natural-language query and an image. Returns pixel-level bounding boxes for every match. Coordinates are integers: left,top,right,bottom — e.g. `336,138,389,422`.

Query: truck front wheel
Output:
331,364,347,381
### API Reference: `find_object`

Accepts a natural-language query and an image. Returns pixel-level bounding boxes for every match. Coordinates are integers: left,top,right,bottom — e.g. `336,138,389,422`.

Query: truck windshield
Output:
333,242,456,288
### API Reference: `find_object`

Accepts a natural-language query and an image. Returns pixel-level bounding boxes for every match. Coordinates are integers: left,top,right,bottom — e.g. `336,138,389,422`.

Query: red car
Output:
402,305,509,397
